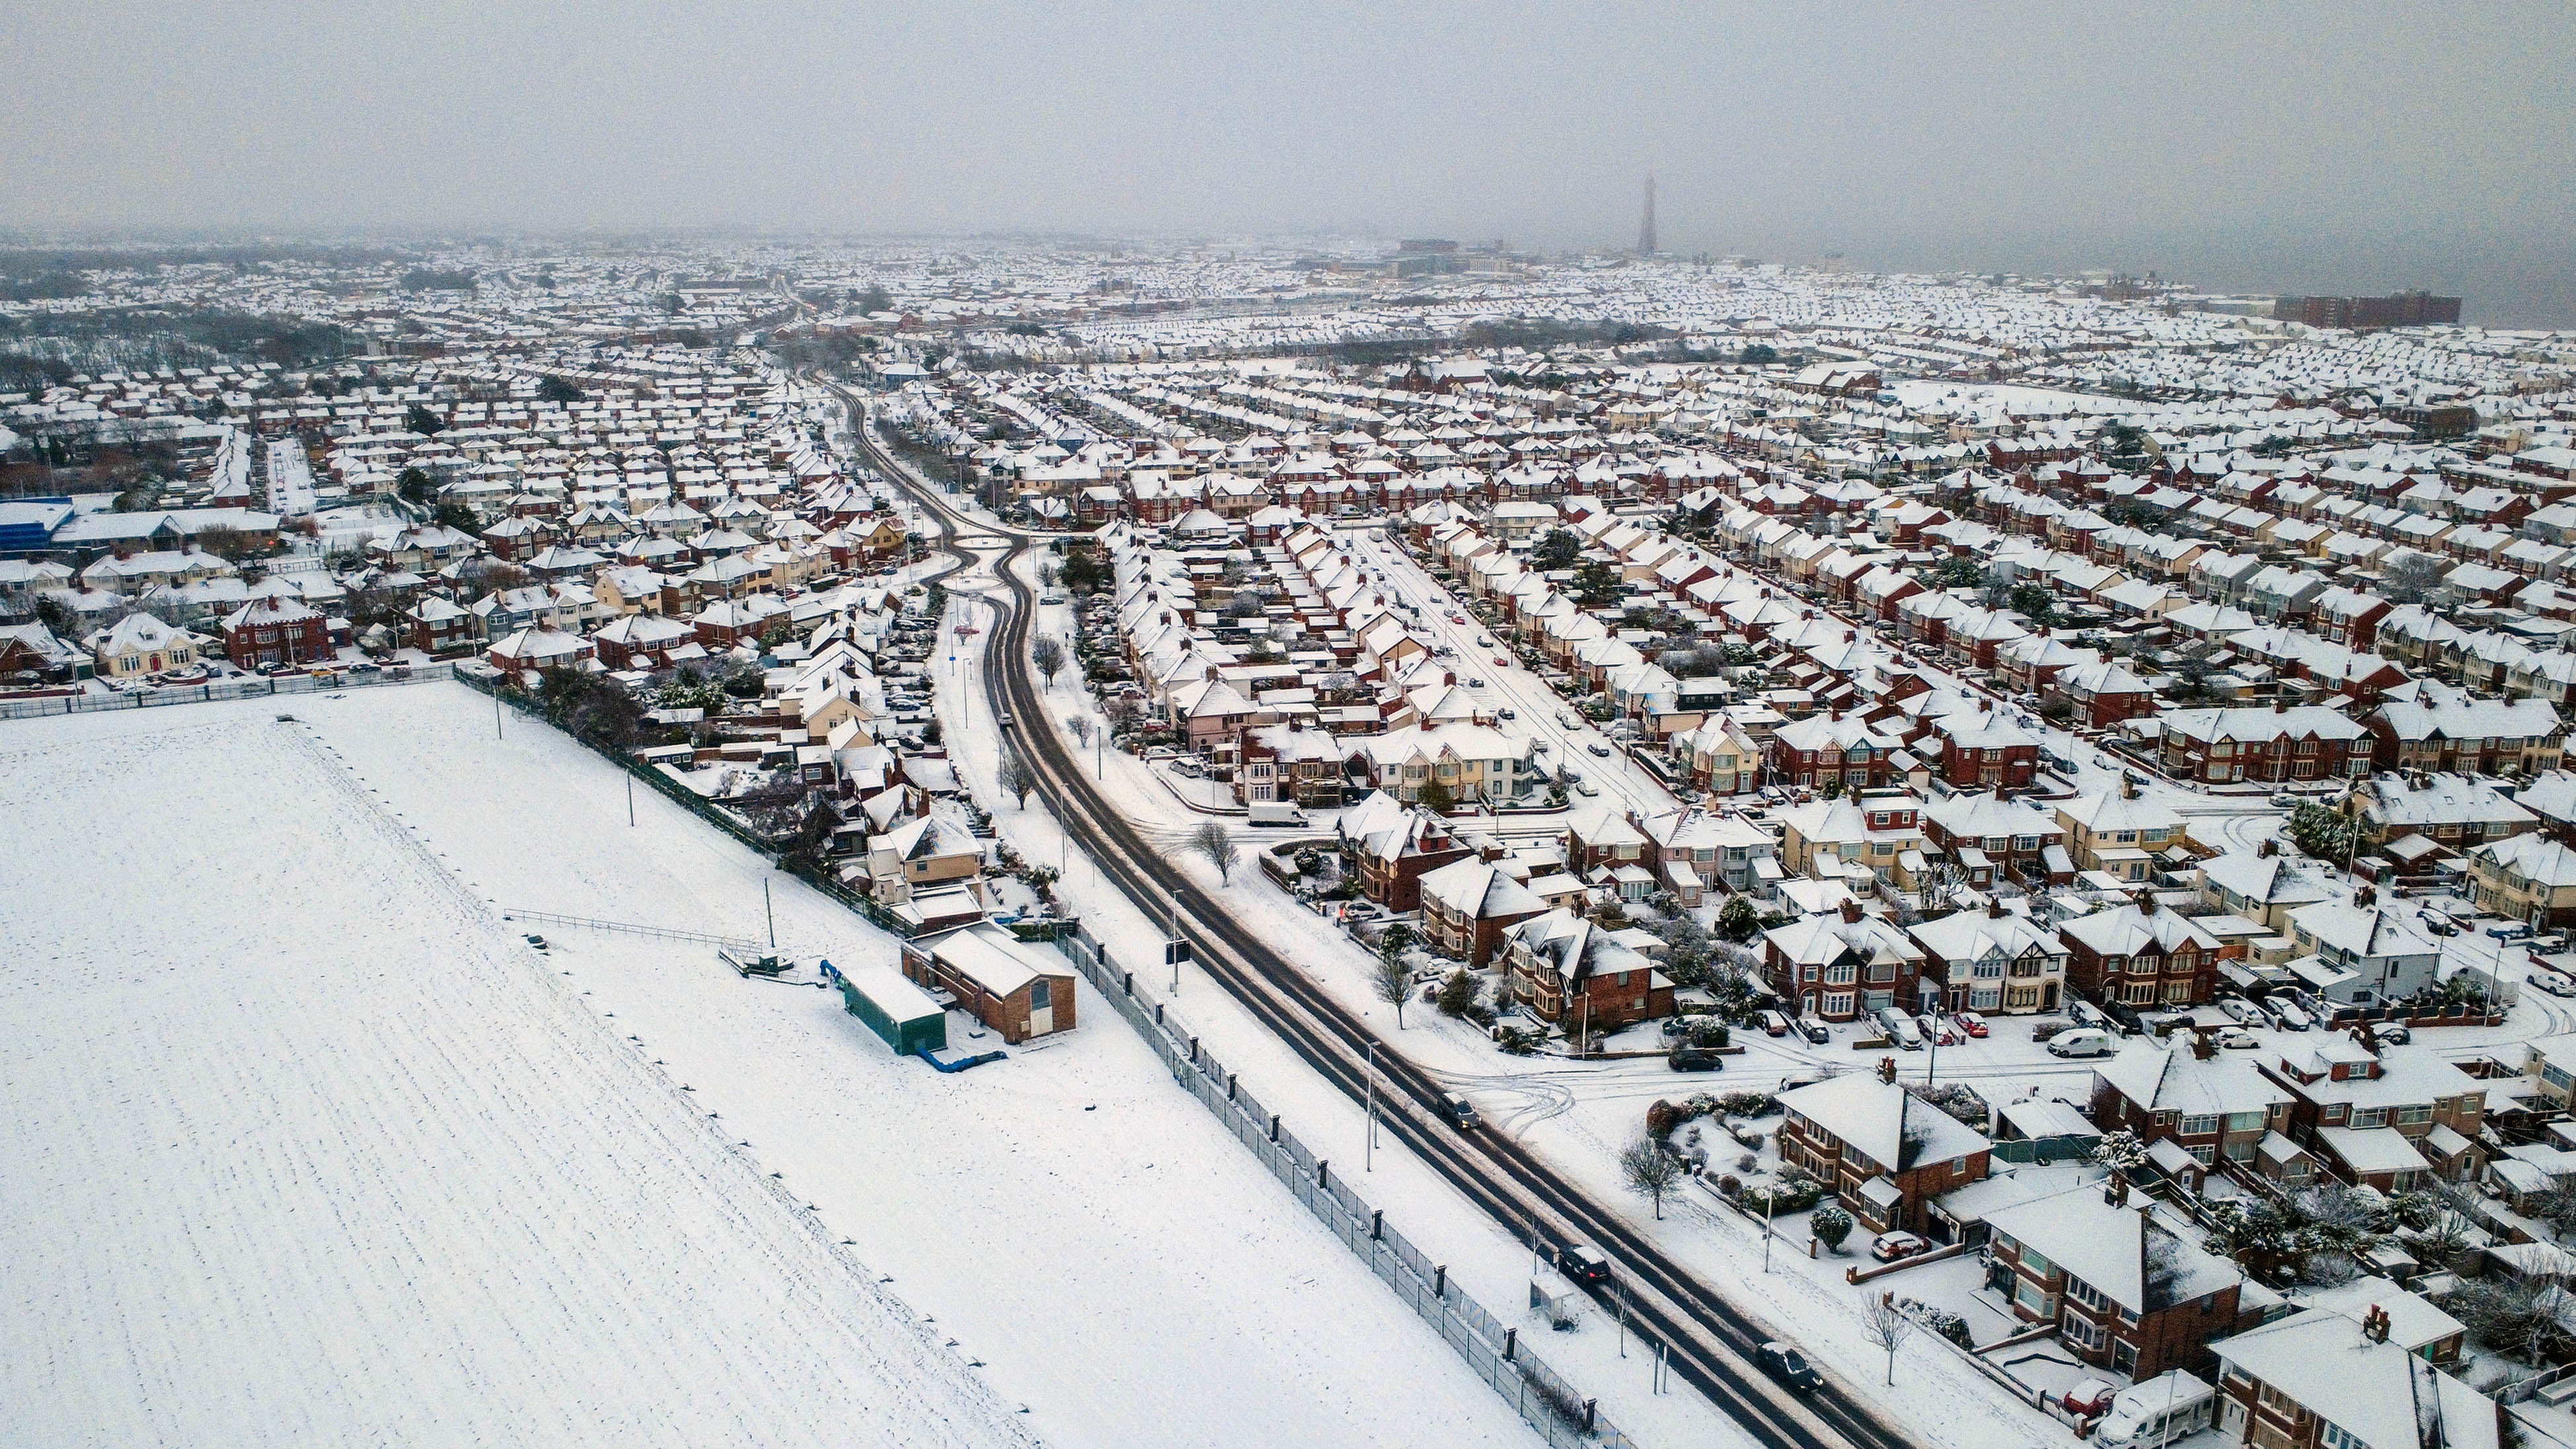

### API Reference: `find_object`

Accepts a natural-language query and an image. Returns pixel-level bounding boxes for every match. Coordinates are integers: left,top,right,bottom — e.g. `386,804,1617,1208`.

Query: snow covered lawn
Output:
0,710,1035,1449
0,684,1546,1449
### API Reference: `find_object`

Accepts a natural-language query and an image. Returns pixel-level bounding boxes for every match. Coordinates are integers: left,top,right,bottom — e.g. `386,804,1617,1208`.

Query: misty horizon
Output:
10,2,2576,324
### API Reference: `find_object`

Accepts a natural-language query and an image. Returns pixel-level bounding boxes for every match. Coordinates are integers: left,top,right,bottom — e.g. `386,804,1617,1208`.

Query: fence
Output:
1049,924,1636,1449
0,661,457,720
498,907,764,952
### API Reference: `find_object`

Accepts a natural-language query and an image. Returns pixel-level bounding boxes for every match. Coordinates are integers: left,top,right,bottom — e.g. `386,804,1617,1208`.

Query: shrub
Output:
1811,1205,1854,1253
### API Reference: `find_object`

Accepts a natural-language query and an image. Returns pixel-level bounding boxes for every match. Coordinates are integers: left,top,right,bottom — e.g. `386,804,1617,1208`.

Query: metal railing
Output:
1051,924,1636,1449
498,907,764,951
0,662,457,720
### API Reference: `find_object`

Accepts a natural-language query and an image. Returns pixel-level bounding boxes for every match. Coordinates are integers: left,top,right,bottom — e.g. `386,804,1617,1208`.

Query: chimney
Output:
2100,648,2113,663
2273,698,2287,714
2106,1171,2129,1207
2121,776,2139,800
1844,629,1856,643
1839,899,1864,924
2192,1027,2216,1061
2355,884,2376,907
2133,890,2157,915
1988,898,2006,919
2362,1304,2391,1345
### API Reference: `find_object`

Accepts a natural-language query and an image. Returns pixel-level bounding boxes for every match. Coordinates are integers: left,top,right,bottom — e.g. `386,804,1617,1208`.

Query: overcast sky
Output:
13,1,2576,322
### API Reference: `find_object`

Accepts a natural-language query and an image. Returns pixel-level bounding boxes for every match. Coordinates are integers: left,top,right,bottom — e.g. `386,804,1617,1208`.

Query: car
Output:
2260,998,2313,1032
1951,1010,1989,1039
2069,1000,2115,1032
1571,779,1599,798
2103,1000,2147,1036
1798,1018,1830,1045
1587,741,1613,757
2047,1028,2116,1059
1439,1092,1480,1130
1877,1008,1924,1050
2489,921,2538,943
1870,1231,1930,1263
1761,1010,1791,1037
1916,1013,1961,1047
1757,1341,1825,1393
1496,708,1516,721
1556,1244,1612,1285
1465,677,1485,688
2536,933,2573,954
2374,1023,2411,1046
2216,1027,2259,1050
2065,1378,2120,1418
2532,970,2576,998
1669,1045,1723,1072
2417,912,2459,938
2219,997,2263,1026
1448,613,1466,624
1493,655,1509,668
997,713,1015,729
1476,634,1493,647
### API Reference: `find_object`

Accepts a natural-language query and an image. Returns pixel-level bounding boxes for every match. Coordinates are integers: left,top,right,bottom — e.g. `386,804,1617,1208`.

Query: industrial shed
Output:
833,959,948,1056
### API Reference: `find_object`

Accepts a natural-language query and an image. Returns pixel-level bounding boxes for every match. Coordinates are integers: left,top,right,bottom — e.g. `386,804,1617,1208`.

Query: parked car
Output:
1447,612,1466,624
2531,970,2576,998
1493,655,1509,669
2216,1027,2260,1051
1439,1092,1480,1130
1476,634,1493,647
2219,997,2263,1026
1466,677,1485,688
2374,1023,2411,1046
1915,1013,1961,1047
1951,1010,1989,1039
2103,1000,2147,1036
2047,1027,2116,1059
1870,1231,1930,1263
1587,742,1613,758
2417,912,2459,938
2489,921,2537,942
2069,1000,2115,1033
1761,1010,1792,1037
2259,998,2313,1032
1669,1045,1724,1072
1877,1008,1924,1050
1756,1341,1825,1393
1572,779,1599,798
2065,1378,2120,1418
1798,1018,1830,1045
1556,1244,1612,1285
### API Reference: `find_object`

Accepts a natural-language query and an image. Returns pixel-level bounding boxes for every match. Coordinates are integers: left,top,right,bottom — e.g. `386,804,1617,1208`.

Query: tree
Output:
404,402,445,437
1416,778,1456,814
1437,965,1481,1018
536,375,585,404
2006,581,2056,627
1573,558,1621,607
2380,550,2449,607
432,503,478,534
1810,1205,1854,1253
1031,635,1066,688
1373,930,1415,1027
1620,1135,1685,1220
1933,555,1988,590
1531,528,1583,572
1717,895,1762,943
396,466,437,507
1858,1290,1914,1385
1188,821,1238,885
1067,714,1094,751
1739,343,1780,365
999,755,1038,809
2285,800,2363,864
2090,1129,2150,1172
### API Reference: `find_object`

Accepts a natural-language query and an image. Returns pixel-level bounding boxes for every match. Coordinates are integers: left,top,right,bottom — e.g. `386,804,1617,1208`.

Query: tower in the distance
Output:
1636,173,1657,257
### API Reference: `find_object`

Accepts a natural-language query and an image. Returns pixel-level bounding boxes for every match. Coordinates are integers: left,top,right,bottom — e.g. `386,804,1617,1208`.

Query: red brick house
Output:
1501,910,1676,1033
1417,856,1546,968
1930,706,2041,791
1775,1073,1990,1236
2059,896,2222,1008
1984,1179,2254,1380
221,587,330,669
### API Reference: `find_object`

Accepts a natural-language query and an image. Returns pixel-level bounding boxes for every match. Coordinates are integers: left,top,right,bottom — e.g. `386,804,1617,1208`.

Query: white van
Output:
1246,801,1308,828
1876,1007,1924,1051
2093,1372,2216,1446
2047,1027,2115,1059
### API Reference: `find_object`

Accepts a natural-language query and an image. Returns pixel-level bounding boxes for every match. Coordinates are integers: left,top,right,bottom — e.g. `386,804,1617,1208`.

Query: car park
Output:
1951,1010,1989,1039
1870,1231,1930,1263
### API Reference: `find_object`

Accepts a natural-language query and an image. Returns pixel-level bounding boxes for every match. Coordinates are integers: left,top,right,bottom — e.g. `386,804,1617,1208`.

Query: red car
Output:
1493,655,1509,668
1951,1010,1989,1039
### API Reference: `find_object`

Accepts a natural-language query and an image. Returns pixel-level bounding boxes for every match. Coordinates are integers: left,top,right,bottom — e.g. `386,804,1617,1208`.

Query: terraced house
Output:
2154,704,2374,784
2060,895,2222,1008
1910,900,2068,1014
2368,687,2564,776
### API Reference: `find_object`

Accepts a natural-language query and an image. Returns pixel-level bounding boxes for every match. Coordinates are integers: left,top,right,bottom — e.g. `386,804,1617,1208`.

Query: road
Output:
819,379,1918,1449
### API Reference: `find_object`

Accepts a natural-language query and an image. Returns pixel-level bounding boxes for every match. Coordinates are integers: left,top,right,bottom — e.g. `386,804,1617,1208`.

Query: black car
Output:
1798,1018,1829,1045
2102,999,2146,1035
1757,1341,1824,1393
1556,1244,1612,1286
1668,1045,1724,1072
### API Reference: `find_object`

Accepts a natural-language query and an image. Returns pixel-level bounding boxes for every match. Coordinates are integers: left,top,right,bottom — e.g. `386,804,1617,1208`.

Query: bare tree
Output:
1188,821,1238,885
2379,550,2450,607
1373,927,1415,1027
1067,714,1094,750
1030,635,1066,688
1858,1290,1914,1385
1620,1136,1684,1220
999,755,1037,809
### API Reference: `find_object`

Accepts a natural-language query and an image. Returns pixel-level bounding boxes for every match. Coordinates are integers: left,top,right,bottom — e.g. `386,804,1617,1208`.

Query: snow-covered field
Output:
0,710,1037,1449
0,685,1544,1449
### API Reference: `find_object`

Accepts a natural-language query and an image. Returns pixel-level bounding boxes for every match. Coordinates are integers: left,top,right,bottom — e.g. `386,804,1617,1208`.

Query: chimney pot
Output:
1839,899,1864,924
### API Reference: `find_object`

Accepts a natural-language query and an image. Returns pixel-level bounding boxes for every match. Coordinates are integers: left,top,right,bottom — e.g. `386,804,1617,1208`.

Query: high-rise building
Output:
2272,291,2462,329
1636,174,1657,258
